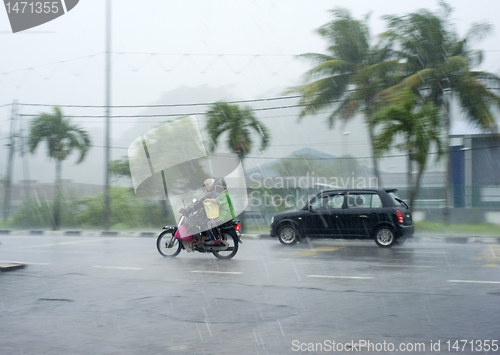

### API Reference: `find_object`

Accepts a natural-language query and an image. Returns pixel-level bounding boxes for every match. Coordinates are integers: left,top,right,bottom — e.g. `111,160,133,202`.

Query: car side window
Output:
347,193,380,208
325,194,344,209
311,194,344,210
371,194,383,208
310,196,322,210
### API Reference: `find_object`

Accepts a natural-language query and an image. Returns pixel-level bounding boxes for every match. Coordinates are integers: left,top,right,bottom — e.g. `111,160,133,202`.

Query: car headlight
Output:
271,216,274,224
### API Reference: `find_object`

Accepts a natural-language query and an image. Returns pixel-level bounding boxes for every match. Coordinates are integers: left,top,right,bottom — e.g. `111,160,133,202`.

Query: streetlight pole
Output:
103,0,112,230
2,100,17,220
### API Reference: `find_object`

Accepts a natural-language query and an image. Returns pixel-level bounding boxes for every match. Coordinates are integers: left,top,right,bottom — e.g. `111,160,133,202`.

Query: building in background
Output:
450,121,500,208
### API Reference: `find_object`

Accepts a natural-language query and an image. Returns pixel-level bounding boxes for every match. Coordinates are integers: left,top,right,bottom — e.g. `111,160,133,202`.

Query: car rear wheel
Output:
278,225,298,245
374,227,396,248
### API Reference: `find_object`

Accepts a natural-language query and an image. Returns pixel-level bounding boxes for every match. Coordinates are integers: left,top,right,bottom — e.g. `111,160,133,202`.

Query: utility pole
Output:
2,100,18,220
103,0,112,230
19,114,31,200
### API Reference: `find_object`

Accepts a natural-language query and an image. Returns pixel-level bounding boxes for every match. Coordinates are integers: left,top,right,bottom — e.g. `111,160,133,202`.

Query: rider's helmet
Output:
202,178,215,192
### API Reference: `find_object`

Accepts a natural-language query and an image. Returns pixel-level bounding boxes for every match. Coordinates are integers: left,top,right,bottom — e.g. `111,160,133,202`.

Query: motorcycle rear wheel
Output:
157,231,182,257
212,232,239,260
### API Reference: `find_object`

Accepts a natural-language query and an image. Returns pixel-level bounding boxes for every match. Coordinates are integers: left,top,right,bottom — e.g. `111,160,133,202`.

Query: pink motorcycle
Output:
156,203,241,260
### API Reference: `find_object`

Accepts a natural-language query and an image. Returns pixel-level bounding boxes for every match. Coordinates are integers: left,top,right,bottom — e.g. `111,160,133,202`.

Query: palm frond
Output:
353,59,400,83
378,69,437,99
248,116,270,151
303,60,355,81
296,75,351,119
454,72,499,132
298,53,335,64
440,55,469,74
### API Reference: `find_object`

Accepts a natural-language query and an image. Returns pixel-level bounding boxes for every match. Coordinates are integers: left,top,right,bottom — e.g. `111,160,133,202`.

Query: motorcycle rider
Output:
179,178,222,244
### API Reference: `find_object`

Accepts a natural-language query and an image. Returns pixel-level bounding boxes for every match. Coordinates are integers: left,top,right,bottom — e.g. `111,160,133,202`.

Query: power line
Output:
16,94,302,108
86,143,500,159
10,80,500,110
245,143,500,160
15,97,367,119
3,51,500,78
0,52,299,81
0,53,104,76
115,52,301,57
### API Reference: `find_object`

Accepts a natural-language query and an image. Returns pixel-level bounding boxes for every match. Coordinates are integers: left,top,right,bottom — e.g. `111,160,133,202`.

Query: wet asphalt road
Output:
1,235,499,355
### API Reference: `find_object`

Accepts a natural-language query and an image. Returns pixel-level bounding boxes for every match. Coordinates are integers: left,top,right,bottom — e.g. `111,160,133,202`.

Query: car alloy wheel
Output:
375,227,395,247
278,226,297,245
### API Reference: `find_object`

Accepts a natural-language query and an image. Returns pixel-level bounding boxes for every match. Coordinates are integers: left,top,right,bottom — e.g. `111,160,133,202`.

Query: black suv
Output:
270,188,414,247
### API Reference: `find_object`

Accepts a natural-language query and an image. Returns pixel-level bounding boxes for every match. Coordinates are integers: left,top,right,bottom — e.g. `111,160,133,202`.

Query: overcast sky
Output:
1,0,499,185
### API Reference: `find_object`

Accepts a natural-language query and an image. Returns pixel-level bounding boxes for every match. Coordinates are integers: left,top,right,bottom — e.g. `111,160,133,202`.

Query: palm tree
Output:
289,8,400,185
28,106,91,230
206,102,270,233
373,91,443,210
205,102,270,165
381,2,500,129
381,2,500,219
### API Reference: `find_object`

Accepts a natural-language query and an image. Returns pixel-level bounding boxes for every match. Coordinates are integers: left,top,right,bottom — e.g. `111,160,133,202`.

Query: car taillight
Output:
396,210,404,224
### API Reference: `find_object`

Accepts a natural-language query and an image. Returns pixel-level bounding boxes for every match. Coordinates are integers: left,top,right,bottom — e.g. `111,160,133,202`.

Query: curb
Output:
0,230,157,238
0,263,26,272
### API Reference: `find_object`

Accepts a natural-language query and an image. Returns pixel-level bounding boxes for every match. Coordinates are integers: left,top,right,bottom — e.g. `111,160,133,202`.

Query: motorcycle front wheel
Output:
157,231,182,257
212,231,239,260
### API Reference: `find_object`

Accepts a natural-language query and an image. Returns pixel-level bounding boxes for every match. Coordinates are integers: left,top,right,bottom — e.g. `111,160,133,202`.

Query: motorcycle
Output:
156,200,242,260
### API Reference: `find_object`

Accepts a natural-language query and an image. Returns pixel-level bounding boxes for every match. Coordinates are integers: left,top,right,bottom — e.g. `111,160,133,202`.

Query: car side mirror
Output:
307,203,312,211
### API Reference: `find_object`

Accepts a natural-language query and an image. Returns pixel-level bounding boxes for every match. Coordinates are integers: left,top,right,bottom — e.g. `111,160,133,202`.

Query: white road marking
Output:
1,261,50,265
18,239,126,249
375,264,434,268
307,275,373,279
394,251,448,254
190,270,242,275
448,280,500,284
93,266,143,270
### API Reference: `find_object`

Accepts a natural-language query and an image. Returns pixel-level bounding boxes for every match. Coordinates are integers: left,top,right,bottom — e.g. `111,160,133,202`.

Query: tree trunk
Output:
410,164,425,211
407,146,412,199
367,121,382,187
53,160,62,230
238,151,246,234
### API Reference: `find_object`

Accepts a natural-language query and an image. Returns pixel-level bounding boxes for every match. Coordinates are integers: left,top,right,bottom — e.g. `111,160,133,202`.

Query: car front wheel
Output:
374,227,396,248
278,225,298,245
